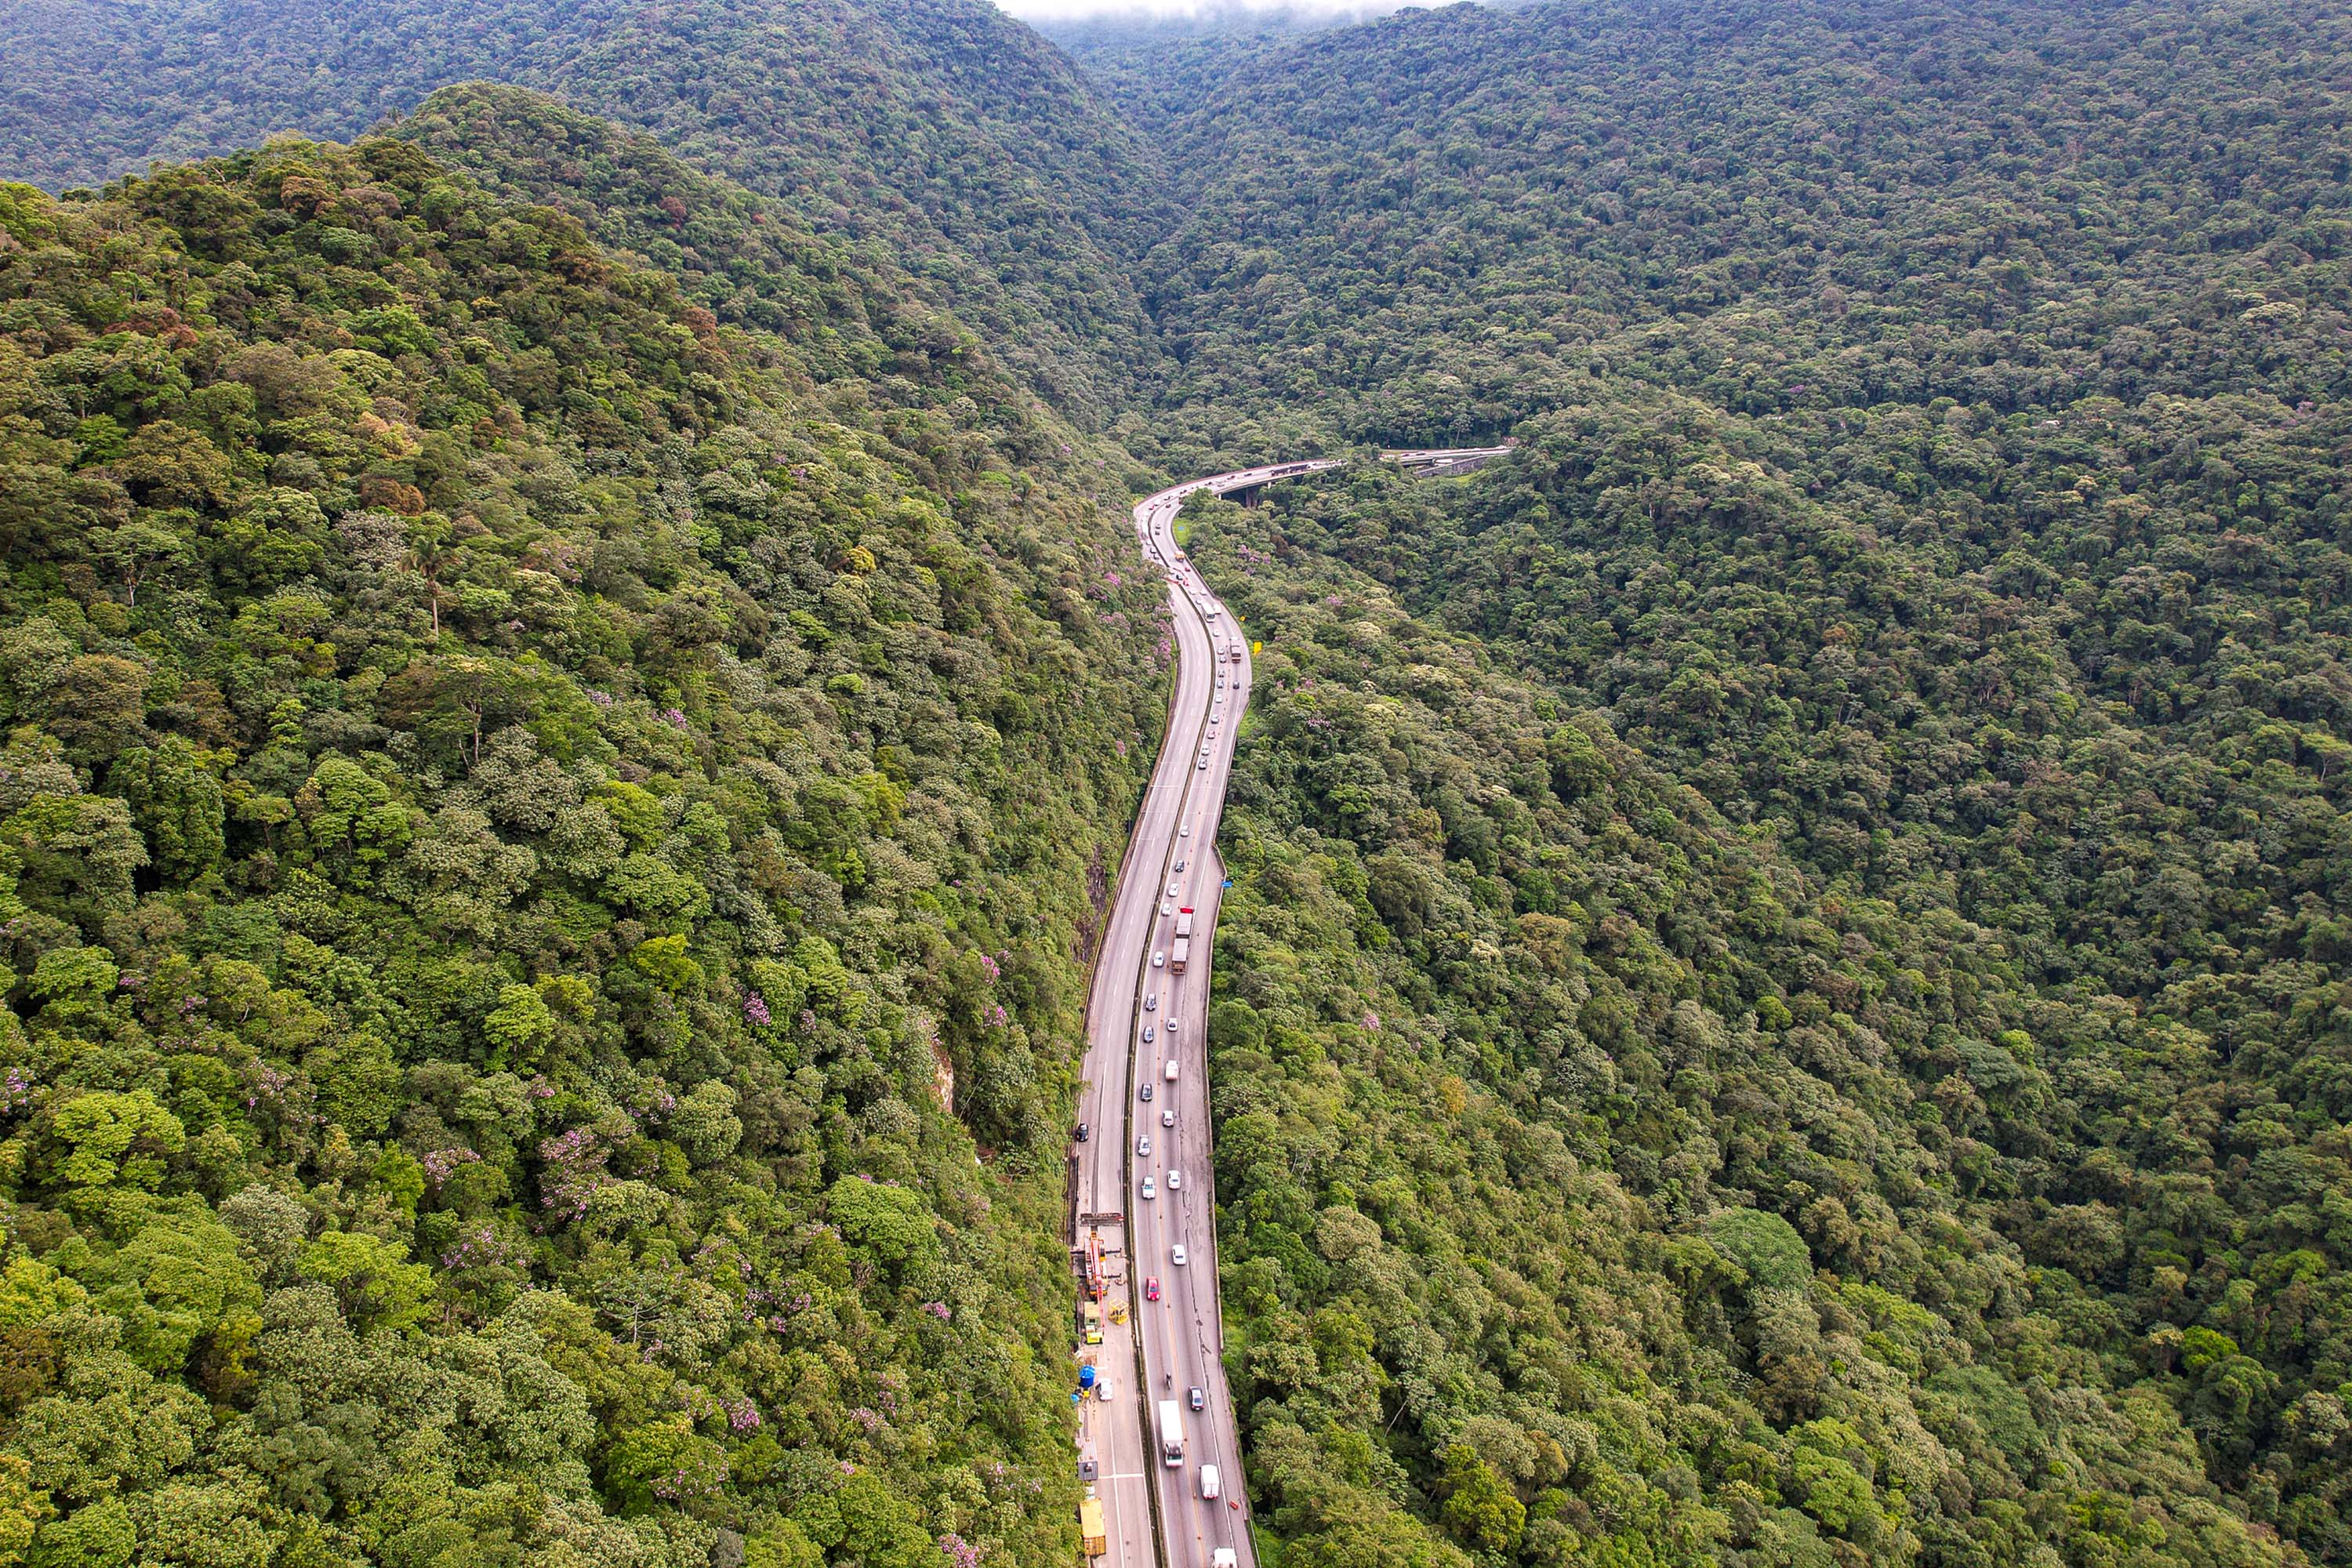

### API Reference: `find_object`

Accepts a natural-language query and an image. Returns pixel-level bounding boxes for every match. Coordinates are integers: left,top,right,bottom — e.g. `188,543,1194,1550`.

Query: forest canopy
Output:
0,117,1172,1564
0,0,1171,425
0,0,2350,1564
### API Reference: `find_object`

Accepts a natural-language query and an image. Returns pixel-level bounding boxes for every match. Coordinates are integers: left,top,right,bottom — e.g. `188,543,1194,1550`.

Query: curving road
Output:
1070,454,1487,1568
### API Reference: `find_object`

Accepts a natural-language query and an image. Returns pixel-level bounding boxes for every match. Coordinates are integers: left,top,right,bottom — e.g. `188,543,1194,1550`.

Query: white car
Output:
1143,993,1157,1011
1141,1177,1156,1200
1152,951,1166,969
1137,1134,1151,1157
1161,1107,1175,1127
1179,824,1190,837
1174,858,1187,872
1168,1171,1182,1192
1171,1244,1188,1266
1142,1024,1156,1044
1160,900,1174,916
1165,1014,1180,1035
1167,882,1180,898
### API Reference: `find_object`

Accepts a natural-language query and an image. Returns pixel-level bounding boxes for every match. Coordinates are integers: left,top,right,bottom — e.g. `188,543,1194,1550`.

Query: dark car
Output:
1076,1122,1090,1142
1189,1386,1206,1411
1140,1083,1153,1102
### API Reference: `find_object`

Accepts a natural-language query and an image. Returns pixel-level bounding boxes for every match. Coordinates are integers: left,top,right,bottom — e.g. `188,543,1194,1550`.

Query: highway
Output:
1068,453,1491,1568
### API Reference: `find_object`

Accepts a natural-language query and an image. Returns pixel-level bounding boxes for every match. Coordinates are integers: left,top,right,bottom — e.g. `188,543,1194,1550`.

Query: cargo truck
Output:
1170,937,1189,974
1175,912,1194,939
1079,1498,1107,1559
1158,1399,1185,1466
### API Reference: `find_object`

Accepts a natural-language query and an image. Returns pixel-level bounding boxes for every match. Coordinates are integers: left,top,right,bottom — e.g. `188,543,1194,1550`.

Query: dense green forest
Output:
1091,1,2352,1562
1040,8,1356,127
0,112,1173,1563
1123,0,2352,459
1184,477,2330,1568
0,0,1167,424
3,0,2352,1564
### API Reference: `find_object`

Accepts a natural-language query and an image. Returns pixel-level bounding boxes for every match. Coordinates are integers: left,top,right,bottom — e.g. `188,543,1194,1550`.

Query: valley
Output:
0,2,2347,1566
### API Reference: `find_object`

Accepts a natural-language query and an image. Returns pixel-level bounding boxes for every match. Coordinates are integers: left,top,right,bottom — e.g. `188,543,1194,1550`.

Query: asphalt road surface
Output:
1069,456,1486,1568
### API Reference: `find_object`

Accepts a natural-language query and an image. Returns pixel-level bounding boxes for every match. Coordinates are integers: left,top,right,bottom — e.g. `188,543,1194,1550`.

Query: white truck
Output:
1157,1399,1185,1467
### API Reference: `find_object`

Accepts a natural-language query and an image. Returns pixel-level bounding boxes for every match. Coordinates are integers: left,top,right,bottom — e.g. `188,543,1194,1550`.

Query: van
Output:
1165,1059,1179,1082
1200,1464,1221,1500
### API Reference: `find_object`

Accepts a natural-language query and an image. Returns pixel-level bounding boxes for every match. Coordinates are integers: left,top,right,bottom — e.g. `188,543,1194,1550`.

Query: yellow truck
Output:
1082,1301,1102,1345
1079,1497,1107,1559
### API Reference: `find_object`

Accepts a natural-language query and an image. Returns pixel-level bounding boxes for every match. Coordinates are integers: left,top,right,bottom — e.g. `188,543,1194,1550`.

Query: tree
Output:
48,1092,185,1192
1437,1444,1525,1555
65,1209,262,1373
109,739,224,884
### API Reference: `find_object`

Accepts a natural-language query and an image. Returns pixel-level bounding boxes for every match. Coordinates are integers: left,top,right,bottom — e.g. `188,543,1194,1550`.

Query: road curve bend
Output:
1069,453,1497,1568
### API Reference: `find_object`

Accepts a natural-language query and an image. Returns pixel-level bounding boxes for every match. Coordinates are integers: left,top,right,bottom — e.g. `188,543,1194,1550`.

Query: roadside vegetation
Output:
0,122,1166,1563
0,0,2347,1563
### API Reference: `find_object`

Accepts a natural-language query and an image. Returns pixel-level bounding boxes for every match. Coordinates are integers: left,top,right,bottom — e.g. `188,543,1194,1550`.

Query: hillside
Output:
0,0,1170,425
0,122,1168,1563
1184,474,2321,1568
1040,8,1350,127
1128,0,2352,454
1090,0,2352,1560
0,0,2349,1565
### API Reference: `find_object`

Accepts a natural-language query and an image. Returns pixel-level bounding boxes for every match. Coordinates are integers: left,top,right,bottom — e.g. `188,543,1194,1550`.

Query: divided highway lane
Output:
1071,454,1496,1568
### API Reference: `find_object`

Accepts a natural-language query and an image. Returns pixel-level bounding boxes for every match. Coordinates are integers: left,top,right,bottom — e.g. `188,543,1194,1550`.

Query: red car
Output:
1144,1277,1162,1302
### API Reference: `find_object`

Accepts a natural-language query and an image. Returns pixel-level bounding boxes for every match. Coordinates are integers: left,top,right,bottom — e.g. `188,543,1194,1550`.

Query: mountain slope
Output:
1128,0,2352,450
0,0,1171,424
1186,470,2324,1568
0,122,1167,1563
1040,0,2352,1559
